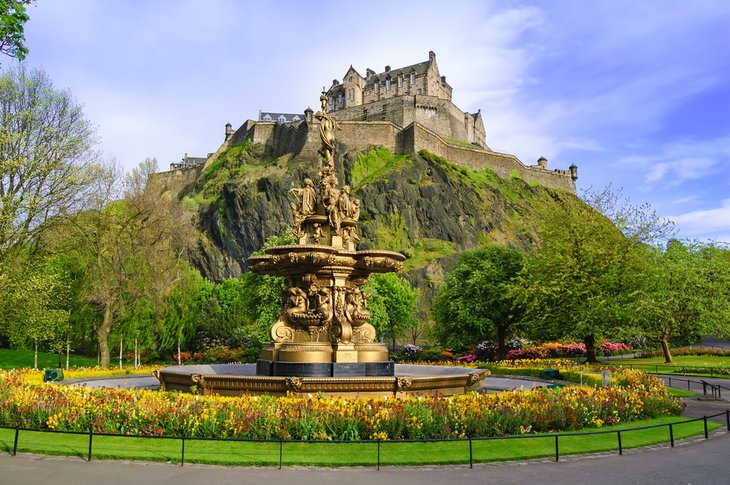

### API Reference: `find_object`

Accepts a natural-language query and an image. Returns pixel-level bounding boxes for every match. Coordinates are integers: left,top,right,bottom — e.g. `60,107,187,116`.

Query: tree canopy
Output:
0,65,97,267
510,194,643,362
0,1,31,62
432,244,524,356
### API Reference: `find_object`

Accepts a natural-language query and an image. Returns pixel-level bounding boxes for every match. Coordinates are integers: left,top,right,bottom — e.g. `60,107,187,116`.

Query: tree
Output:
0,65,97,268
0,1,32,62
511,195,642,363
0,257,70,368
432,244,524,357
158,264,209,364
238,231,297,343
362,273,419,349
64,159,195,367
634,240,730,363
582,185,675,246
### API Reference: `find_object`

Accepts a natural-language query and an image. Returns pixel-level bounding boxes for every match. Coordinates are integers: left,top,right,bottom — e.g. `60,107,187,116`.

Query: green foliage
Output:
0,65,97,266
632,240,730,362
509,195,641,361
0,1,31,61
351,147,410,190
236,230,298,343
432,244,525,354
362,273,419,347
0,256,71,359
197,141,284,201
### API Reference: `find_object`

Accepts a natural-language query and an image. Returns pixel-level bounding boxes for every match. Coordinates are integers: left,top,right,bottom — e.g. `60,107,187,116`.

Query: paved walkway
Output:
1,398,727,484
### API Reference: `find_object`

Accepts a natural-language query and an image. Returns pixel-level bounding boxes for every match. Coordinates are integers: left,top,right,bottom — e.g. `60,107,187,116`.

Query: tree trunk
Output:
97,304,113,368
135,338,139,369
659,337,673,363
66,341,70,370
118,335,123,369
496,325,507,360
177,338,182,365
584,335,599,363
34,338,38,370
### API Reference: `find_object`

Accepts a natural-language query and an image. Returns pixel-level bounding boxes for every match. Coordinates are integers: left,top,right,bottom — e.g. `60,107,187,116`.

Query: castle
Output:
167,52,578,194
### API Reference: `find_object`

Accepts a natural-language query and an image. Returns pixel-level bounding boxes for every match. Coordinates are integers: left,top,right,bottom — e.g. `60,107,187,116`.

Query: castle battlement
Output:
186,52,578,194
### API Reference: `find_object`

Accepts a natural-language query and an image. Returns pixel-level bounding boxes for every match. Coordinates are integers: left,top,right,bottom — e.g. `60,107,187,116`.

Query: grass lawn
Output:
0,348,98,370
0,417,720,466
605,355,730,377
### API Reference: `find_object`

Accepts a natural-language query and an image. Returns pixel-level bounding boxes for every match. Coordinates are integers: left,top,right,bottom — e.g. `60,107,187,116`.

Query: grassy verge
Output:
0,417,720,466
0,348,98,370
667,388,697,398
607,355,730,378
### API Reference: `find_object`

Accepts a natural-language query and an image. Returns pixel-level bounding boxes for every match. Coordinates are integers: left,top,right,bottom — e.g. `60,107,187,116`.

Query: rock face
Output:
185,143,576,291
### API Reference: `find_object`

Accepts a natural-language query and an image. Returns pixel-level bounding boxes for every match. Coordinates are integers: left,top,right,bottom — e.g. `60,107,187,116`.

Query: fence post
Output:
617,431,622,455
668,377,672,388
726,410,730,432
469,437,473,469
687,379,691,391
87,426,93,462
702,381,707,396
279,439,283,470
554,435,559,462
181,436,185,466
703,416,709,439
669,424,674,447
12,425,19,456
377,440,381,471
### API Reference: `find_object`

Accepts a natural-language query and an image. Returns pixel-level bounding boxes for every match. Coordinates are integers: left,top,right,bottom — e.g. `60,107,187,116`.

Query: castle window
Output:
277,115,286,124
349,88,354,101
292,115,301,121
374,81,379,94
410,72,416,85
386,78,391,91
263,114,272,121
398,76,403,88
417,88,422,95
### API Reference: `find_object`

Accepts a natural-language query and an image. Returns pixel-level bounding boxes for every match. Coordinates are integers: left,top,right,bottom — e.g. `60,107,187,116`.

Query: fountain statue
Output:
154,91,487,396
249,90,405,377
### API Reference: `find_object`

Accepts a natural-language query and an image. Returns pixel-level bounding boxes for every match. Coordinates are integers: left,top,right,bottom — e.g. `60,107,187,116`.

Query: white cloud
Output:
671,199,730,242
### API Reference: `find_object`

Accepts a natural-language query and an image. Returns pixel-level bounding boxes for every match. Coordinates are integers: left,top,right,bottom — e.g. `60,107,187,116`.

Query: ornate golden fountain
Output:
154,91,488,397
249,91,404,377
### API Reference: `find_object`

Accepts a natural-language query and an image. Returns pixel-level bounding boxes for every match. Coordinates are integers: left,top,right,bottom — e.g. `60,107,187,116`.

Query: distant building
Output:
258,111,304,124
170,153,207,171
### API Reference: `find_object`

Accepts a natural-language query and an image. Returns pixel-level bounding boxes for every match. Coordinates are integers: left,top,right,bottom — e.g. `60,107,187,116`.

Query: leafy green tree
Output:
0,65,97,268
63,159,195,367
363,273,419,349
158,264,210,364
511,195,642,363
238,231,297,343
634,240,730,363
0,258,70,368
0,1,32,62
431,244,524,356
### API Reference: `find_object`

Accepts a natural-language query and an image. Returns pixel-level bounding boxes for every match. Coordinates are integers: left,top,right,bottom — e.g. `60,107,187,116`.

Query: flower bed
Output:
0,368,682,441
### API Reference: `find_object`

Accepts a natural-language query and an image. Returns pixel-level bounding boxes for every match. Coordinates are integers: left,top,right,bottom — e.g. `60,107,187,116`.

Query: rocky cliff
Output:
179,141,582,298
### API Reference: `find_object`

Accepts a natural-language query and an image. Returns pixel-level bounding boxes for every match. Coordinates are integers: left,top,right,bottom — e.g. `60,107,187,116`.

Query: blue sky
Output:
14,0,730,242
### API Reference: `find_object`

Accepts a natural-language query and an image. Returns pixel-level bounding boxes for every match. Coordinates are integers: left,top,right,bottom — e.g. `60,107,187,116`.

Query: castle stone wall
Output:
192,117,575,195
408,123,576,193
150,165,202,199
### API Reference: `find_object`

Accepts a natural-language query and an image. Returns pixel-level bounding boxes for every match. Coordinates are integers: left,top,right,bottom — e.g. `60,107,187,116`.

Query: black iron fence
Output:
2,411,728,468
659,376,730,399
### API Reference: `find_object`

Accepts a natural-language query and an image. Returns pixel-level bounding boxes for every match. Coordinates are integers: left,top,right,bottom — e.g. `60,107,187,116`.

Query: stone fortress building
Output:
166,52,578,194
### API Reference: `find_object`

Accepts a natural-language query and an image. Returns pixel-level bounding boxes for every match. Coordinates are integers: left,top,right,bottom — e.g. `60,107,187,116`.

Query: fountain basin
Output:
154,364,488,398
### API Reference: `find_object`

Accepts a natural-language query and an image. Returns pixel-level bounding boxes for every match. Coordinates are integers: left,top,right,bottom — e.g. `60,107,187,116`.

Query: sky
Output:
12,0,730,242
